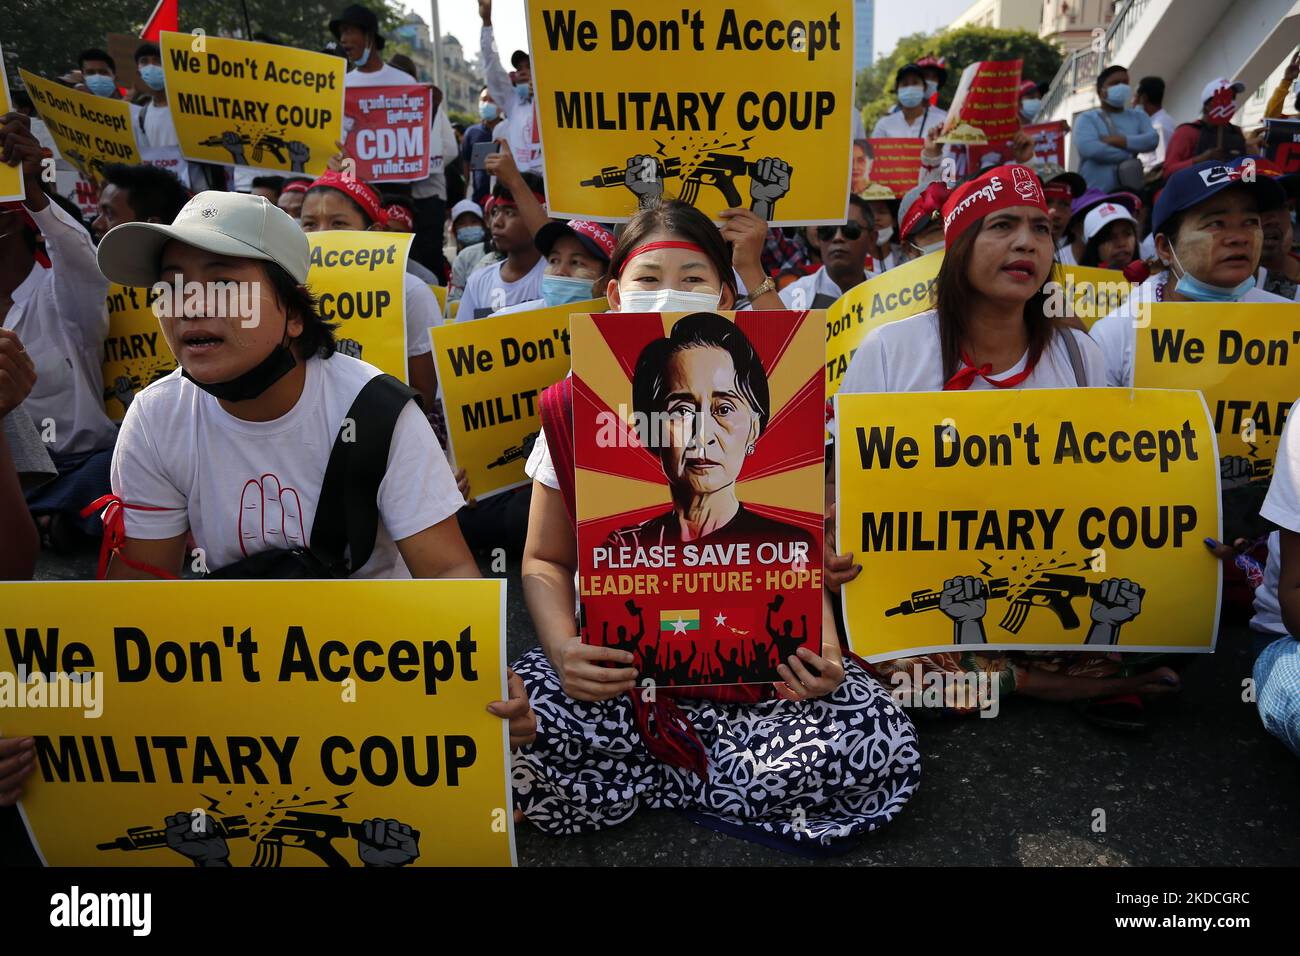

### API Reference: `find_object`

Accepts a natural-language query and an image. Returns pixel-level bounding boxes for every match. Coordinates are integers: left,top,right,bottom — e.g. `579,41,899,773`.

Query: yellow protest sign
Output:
0,46,24,202
161,31,344,176
1056,264,1133,330
431,299,602,498
19,69,140,184
306,231,411,381
101,284,177,422
1135,303,1299,483
0,579,515,867
824,250,941,395
429,282,448,321
836,388,1221,662
528,0,855,224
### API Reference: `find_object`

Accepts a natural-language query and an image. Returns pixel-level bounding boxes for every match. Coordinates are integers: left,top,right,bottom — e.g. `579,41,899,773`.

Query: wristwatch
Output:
747,275,777,301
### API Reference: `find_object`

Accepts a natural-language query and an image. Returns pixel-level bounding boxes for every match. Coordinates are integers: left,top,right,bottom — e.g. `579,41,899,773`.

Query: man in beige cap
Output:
95,190,479,581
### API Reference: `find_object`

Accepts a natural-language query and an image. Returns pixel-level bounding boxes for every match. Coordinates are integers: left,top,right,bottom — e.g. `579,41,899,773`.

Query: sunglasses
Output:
817,223,864,242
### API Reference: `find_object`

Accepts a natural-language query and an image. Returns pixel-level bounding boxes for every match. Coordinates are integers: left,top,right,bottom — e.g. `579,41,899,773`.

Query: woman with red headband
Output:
507,199,920,851
830,163,1182,727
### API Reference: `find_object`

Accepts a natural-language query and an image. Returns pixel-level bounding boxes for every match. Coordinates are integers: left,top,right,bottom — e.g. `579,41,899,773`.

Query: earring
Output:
746,444,755,456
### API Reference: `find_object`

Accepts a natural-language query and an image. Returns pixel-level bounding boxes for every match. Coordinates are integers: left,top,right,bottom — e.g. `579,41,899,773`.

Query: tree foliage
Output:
2,0,411,88
856,26,1064,134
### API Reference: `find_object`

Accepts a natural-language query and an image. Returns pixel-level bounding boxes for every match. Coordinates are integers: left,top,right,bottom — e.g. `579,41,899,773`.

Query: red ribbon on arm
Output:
81,494,181,580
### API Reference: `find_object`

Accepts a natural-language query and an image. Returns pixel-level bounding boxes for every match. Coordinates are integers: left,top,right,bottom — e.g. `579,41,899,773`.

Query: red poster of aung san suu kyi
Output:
572,310,826,688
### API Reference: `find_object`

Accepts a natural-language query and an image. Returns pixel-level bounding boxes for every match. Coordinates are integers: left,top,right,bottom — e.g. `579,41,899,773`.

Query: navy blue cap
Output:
1152,156,1285,235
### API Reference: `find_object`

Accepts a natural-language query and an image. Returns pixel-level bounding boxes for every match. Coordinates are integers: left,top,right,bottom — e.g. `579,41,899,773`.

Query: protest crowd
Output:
1,0,1299,867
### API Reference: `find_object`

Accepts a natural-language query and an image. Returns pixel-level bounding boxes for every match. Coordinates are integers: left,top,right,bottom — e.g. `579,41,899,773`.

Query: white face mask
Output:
617,287,723,313
876,226,894,246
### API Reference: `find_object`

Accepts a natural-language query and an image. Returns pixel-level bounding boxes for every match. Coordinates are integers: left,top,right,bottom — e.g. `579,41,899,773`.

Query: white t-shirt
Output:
525,425,560,491
1262,397,1300,536
456,257,546,322
839,308,1107,396
110,354,464,577
871,105,948,139
778,265,870,310
404,274,438,355
1056,241,1078,266
344,63,418,87
1250,532,1286,636
2,201,114,458
491,297,545,317
1089,273,1290,386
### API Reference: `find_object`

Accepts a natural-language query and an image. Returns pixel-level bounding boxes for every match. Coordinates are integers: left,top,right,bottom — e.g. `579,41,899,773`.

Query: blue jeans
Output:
1255,636,1300,758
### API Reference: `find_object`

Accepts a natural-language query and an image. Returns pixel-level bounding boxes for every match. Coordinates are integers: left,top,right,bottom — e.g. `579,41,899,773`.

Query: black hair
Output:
847,193,874,222
78,48,115,71
1096,64,1127,92
631,312,770,447
1137,76,1164,106
492,170,545,203
605,199,735,297
262,260,337,359
853,137,873,160
134,42,161,63
101,163,191,224
894,65,925,90
251,175,285,192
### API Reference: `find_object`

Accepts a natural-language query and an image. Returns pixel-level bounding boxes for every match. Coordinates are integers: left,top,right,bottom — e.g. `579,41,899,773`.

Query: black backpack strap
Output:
310,373,418,575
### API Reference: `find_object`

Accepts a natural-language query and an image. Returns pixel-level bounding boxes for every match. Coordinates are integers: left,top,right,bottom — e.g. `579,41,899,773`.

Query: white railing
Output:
1037,0,1156,120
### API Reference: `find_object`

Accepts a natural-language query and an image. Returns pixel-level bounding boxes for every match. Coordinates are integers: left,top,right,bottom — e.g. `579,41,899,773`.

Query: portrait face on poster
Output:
572,310,825,688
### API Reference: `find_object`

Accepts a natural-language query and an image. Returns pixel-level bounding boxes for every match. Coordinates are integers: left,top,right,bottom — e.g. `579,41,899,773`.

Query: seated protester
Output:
1079,200,1139,270
893,181,949,263
381,195,441,285
513,200,918,850
779,194,879,309
277,179,311,222
91,161,191,242
1091,157,1289,387
1057,187,1138,266
0,328,49,580
1255,402,1300,757
448,199,493,308
299,172,442,410
451,198,486,255
93,190,474,580
1163,78,1249,180
832,164,1182,725
456,172,547,321
0,114,115,541
1074,65,1158,193
1256,173,1300,300
492,218,613,316
1036,163,1087,254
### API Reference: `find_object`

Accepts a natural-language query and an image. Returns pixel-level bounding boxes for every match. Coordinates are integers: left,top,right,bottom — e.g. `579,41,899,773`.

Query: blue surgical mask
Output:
1105,83,1131,108
541,273,594,308
1020,98,1041,120
138,65,165,91
898,86,925,109
352,45,371,68
85,74,116,97
479,101,498,121
1170,247,1256,301
456,225,485,245
925,79,939,96
515,82,532,103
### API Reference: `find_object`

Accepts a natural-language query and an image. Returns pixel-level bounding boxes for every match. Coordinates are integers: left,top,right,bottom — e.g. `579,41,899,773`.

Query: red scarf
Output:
943,350,1037,390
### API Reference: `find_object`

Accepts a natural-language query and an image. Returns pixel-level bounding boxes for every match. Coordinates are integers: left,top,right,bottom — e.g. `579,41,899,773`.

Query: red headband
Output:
616,240,707,277
941,164,1047,248
385,204,414,231
1044,182,1074,203
900,181,950,240
309,170,388,226
281,180,309,195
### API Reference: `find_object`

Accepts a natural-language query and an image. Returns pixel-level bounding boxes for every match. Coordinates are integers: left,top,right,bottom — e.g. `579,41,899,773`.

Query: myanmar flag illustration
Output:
660,610,700,634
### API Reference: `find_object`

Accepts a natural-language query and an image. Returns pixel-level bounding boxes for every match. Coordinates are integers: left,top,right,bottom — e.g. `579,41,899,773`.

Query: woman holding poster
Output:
832,163,1183,727
512,200,920,851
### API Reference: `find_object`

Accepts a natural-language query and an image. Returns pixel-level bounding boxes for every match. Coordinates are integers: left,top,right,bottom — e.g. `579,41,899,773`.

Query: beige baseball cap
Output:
97,190,311,287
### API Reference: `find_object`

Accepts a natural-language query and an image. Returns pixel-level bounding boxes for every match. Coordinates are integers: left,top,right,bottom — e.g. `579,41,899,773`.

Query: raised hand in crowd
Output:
718,207,782,308
0,112,50,211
